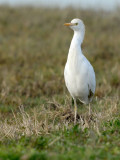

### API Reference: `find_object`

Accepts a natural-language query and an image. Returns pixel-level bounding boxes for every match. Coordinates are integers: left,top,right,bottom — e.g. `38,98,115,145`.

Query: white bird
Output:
64,18,96,124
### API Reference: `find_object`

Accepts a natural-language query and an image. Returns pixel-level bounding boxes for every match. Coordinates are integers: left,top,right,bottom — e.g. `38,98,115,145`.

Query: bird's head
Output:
64,18,85,32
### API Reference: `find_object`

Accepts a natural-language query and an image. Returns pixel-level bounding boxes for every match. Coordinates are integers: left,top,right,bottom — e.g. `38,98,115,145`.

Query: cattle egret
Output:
64,18,96,124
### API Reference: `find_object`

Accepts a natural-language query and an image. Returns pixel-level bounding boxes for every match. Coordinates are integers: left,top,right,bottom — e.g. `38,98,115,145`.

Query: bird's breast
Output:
64,60,88,97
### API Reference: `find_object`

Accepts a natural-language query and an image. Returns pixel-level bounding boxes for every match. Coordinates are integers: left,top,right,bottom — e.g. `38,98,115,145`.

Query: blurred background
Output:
0,0,120,110
0,0,120,11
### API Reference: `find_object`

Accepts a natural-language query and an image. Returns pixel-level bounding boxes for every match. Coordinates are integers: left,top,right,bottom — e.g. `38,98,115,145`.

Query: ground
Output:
0,7,120,160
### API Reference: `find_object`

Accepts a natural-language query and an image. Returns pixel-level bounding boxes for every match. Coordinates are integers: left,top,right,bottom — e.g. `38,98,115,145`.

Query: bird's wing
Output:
87,65,96,95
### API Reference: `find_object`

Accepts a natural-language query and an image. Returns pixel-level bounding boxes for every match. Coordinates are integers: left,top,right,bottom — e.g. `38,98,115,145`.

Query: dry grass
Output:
0,96,119,140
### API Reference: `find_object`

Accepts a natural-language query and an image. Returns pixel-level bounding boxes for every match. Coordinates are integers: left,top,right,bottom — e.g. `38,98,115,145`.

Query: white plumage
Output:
64,18,96,123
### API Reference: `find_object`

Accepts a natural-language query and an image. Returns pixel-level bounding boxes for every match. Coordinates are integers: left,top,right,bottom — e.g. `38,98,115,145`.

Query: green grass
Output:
0,6,120,160
1,121,120,160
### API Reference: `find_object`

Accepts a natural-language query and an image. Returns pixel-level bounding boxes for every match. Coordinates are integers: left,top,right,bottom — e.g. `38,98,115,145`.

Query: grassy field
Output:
0,6,120,160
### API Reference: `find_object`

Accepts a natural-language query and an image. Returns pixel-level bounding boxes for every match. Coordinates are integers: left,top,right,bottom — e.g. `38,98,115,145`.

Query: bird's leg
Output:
74,99,77,124
71,98,74,109
89,103,91,115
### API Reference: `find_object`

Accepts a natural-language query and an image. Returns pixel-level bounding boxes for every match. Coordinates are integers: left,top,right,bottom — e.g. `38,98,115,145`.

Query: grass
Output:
0,6,120,160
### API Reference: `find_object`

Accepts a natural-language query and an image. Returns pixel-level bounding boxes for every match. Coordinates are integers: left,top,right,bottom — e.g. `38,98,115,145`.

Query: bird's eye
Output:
75,23,78,25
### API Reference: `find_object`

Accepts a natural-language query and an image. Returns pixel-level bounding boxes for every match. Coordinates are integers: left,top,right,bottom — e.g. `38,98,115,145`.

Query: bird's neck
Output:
69,31,84,55
67,31,85,66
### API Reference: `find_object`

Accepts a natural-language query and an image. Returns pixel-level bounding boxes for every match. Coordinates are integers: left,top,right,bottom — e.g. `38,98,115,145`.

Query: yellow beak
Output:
64,23,75,26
